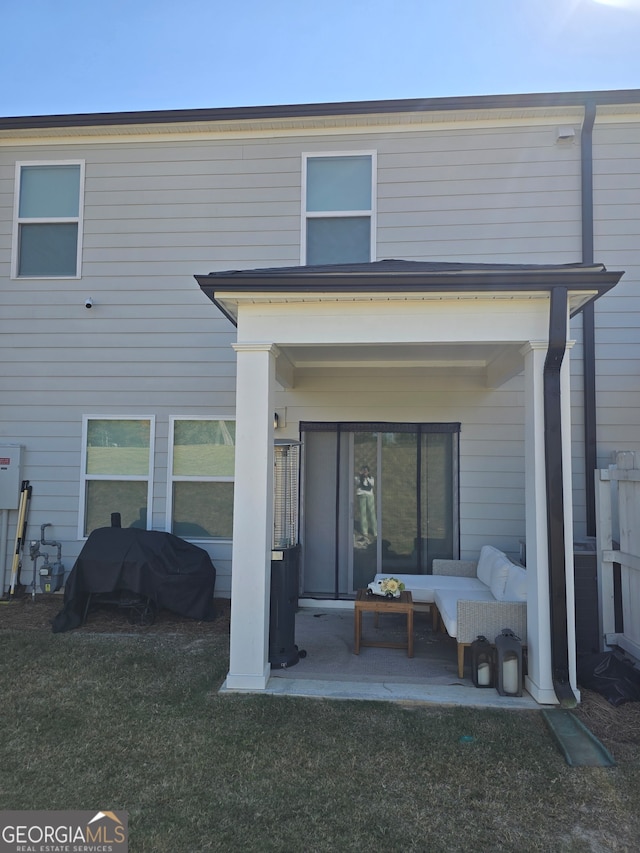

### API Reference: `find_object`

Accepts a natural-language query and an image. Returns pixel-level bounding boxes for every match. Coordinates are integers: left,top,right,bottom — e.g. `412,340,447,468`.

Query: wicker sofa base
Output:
432,597,528,678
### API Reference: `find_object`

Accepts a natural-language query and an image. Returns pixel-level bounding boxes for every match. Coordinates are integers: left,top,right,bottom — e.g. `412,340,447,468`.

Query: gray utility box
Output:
0,446,23,510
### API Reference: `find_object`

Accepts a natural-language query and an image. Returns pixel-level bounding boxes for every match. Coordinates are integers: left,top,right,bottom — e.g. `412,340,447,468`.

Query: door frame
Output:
300,421,460,599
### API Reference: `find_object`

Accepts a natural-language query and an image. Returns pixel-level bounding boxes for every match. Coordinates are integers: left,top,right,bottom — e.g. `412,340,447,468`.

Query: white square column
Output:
522,341,577,705
522,342,555,704
225,342,278,691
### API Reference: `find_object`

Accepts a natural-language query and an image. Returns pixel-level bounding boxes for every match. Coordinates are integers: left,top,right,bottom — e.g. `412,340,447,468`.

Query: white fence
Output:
596,450,640,660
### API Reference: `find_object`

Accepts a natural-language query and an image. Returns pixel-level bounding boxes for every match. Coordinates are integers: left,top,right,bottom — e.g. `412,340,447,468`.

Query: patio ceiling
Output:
272,340,524,388
277,340,503,367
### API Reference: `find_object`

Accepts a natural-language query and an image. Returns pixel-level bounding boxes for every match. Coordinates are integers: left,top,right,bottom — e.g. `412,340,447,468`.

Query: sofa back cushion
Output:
476,545,512,599
502,565,528,602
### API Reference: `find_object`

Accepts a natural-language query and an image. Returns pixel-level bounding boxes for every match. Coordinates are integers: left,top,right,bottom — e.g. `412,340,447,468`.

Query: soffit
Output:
0,107,589,144
4,88,640,142
215,289,597,319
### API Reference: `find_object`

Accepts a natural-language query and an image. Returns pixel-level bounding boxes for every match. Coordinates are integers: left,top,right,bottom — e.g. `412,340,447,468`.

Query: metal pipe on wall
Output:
544,286,576,704
581,100,598,536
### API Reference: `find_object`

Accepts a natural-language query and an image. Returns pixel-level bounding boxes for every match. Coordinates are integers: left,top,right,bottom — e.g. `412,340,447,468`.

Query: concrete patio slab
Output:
221,605,544,709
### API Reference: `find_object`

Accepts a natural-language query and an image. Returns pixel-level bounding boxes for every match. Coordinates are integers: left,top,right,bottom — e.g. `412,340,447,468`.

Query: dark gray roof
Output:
202,258,610,278
197,258,621,290
2,89,640,130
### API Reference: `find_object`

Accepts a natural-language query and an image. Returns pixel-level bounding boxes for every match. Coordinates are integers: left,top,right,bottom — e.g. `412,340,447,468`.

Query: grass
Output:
1,628,639,852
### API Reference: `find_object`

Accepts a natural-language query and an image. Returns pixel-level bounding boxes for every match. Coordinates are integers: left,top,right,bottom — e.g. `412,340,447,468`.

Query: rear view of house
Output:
1,90,639,704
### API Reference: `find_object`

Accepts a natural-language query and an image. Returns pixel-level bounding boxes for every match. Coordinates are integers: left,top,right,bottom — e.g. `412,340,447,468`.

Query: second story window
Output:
302,153,375,265
13,161,84,278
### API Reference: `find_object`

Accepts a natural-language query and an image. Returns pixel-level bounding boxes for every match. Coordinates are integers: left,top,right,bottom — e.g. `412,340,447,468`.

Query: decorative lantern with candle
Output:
494,629,523,696
470,635,495,688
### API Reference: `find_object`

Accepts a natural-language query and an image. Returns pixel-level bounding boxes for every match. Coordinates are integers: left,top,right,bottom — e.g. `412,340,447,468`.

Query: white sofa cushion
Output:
372,573,484,604
501,565,528,602
434,587,495,637
476,545,512,599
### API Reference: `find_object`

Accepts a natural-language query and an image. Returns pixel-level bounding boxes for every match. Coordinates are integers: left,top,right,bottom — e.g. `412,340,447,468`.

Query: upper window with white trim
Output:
13,161,85,278
302,153,375,265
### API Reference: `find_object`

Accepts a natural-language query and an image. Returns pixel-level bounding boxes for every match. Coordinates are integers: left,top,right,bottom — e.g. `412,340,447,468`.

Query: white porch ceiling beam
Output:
275,349,295,389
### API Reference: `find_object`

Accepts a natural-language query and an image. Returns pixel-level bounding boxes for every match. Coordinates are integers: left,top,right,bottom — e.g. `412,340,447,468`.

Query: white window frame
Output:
301,150,377,265
12,159,85,279
167,416,236,542
78,415,155,539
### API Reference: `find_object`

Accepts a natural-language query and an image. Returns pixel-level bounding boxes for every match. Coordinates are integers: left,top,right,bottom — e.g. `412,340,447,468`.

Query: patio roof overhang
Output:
196,259,622,328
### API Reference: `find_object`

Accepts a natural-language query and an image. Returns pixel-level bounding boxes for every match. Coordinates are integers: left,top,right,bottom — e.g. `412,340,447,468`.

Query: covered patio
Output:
197,259,622,706
255,604,539,708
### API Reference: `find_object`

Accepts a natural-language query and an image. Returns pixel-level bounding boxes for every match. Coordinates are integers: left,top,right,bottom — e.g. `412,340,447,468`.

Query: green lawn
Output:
1,628,638,852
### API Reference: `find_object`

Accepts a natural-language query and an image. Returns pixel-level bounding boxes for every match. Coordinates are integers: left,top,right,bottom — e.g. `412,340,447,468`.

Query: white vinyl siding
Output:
79,417,155,537
375,126,582,264
302,152,375,264
168,418,235,540
13,161,85,278
591,120,640,465
565,120,640,534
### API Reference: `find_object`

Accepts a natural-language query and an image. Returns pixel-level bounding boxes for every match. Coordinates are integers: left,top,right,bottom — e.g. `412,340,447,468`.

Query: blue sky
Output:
3,0,640,116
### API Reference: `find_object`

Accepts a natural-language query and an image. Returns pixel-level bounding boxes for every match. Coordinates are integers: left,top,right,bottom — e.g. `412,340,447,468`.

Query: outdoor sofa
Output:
373,545,528,678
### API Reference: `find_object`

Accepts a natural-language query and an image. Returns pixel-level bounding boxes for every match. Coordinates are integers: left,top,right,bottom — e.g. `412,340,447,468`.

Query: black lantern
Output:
494,629,523,696
470,635,495,688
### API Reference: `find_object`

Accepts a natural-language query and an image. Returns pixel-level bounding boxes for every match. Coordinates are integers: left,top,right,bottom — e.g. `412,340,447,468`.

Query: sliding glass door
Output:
301,423,459,598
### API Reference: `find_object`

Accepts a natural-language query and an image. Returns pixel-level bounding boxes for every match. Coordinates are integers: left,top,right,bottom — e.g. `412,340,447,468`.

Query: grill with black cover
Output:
52,527,216,632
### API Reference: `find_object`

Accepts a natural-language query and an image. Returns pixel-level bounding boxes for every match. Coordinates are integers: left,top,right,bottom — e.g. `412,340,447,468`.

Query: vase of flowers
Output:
366,577,406,598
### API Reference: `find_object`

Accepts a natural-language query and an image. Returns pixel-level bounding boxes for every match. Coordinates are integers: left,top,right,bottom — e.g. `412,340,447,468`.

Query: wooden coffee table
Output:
353,589,414,657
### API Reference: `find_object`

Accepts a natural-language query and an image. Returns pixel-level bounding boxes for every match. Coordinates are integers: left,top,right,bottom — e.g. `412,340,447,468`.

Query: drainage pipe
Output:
334,425,341,600
544,286,577,705
544,100,597,705
581,100,598,536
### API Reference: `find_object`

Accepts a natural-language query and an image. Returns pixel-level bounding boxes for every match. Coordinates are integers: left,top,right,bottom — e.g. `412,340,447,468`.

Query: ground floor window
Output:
301,422,459,597
80,417,154,537
168,418,235,539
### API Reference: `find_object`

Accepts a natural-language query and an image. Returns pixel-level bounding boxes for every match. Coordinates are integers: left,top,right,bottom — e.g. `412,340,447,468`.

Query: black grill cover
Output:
52,527,216,633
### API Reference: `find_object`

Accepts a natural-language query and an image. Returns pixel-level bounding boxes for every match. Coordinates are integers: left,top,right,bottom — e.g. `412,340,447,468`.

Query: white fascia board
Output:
232,292,551,347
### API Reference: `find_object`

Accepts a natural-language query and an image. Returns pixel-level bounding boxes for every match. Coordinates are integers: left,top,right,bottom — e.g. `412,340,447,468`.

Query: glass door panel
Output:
380,432,418,574
302,429,351,596
352,432,378,590
421,432,456,563
302,423,458,598
352,431,421,589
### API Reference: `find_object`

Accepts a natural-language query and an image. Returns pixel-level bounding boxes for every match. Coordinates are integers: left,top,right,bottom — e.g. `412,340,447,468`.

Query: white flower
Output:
378,577,405,597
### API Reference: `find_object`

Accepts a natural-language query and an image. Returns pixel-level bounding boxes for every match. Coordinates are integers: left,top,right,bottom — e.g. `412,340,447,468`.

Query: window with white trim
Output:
168,418,235,539
80,417,154,537
302,152,375,265
13,161,84,278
